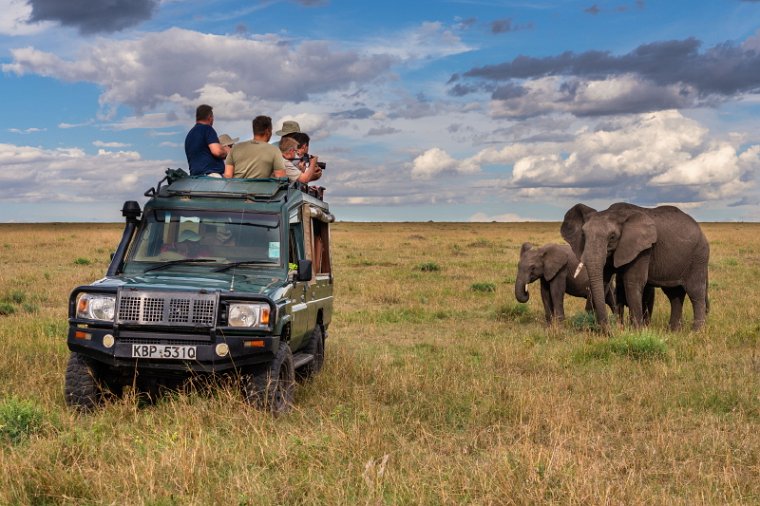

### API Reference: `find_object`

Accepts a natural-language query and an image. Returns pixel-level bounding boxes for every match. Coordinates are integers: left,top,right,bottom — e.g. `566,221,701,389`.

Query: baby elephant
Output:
515,242,615,323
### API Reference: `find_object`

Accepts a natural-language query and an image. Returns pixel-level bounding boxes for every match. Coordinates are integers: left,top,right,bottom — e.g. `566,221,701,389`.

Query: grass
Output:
0,221,758,504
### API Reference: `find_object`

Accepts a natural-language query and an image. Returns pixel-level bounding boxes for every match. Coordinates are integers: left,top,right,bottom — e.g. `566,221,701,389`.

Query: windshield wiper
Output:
215,260,274,272
143,258,217,273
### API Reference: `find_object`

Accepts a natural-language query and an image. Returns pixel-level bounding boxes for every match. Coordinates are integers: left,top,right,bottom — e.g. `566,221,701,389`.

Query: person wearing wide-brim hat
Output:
218,133,239,148
275,120,301,136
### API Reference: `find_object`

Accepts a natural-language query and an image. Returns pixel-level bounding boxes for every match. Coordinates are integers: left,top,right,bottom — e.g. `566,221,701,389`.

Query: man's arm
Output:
209,142,226,158
297,156,322,183
224,164,235,178
272,148,286,178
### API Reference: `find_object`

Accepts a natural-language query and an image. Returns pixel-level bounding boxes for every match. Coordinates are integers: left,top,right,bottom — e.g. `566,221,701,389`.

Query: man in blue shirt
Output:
184,104,226,176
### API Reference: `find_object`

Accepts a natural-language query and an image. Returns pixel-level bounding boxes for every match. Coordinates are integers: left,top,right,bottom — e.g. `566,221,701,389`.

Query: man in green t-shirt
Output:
223,116,286,179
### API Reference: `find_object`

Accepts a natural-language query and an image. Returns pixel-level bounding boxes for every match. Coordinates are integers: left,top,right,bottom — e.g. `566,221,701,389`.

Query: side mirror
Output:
296,259,312,282
122,201,142,223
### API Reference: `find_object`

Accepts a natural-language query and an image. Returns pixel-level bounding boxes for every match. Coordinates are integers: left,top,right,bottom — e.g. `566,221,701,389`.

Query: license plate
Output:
131,344,197,360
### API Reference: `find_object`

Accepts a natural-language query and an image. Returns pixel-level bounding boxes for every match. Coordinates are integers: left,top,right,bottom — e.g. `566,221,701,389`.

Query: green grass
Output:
0,398,46,445
470,282,496,293
415,261,440,272
573,330,668,363
0,222,758,504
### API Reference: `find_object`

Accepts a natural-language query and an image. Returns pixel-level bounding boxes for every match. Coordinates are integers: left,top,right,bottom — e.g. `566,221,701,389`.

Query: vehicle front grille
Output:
116,289,217,327
119,337,203,346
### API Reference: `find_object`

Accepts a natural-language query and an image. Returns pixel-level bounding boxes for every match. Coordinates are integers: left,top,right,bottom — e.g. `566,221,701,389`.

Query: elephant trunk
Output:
583,253,611,333
515,272,530,303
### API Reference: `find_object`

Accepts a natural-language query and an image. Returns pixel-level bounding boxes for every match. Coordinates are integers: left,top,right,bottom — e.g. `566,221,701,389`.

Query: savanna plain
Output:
0,221,758,505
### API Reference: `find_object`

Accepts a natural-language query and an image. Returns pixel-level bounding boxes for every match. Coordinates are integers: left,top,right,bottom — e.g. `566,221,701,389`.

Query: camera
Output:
316,161,326,170
300,154,312,165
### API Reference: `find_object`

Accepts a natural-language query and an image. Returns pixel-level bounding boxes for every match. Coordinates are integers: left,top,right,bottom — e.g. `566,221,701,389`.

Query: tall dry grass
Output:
0,222,757,504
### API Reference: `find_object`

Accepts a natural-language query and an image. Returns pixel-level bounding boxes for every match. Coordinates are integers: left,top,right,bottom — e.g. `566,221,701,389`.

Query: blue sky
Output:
2,0,760,222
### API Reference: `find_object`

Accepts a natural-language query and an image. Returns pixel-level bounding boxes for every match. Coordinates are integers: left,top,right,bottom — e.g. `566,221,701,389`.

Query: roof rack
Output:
144,169,326,202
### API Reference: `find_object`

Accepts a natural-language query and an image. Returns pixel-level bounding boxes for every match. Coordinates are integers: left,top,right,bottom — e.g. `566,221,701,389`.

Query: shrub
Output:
573,331,668,363
0,398,45,445
416,262,440,272
495,303,532,323
3,290,25,304
471,282,496,293
74,258,92,265
0,302,15,316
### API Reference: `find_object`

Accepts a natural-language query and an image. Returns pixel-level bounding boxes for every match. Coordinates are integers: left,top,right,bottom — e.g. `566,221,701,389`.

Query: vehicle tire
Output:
297,324,325,380
64,352,106,411
242,342,295,415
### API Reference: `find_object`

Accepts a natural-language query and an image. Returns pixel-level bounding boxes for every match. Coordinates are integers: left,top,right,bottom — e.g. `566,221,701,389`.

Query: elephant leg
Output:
540,279,553,324
622,256,649,328
605,280,617,315
661,286,686,331
684,276,708,331
614,273,626,325
550,275,567,322
642,285,655,326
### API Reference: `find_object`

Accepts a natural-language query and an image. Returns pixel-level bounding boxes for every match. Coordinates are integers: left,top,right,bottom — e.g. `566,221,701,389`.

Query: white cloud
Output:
8,127,46,134
3,28,394,118
363,21,473,62
411,147,464,179
0,0,53,35
0,142,175,203
489,75,696,119
468,212,539,222
93,140,130,148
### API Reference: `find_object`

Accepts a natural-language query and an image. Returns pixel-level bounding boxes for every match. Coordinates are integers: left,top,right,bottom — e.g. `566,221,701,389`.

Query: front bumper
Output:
67,324,279,374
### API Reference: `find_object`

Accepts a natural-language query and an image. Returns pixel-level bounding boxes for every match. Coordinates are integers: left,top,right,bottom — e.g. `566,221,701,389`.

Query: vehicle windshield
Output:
123,209,281,273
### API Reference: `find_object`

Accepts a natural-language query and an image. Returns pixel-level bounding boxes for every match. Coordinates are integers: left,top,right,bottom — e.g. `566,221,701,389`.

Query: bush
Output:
0,302,15,316
416,262,440,272
0,398,45,445
471,282,496,293
74,258,92,265
573,331,668,363
495,303,532,323
3,290,25,304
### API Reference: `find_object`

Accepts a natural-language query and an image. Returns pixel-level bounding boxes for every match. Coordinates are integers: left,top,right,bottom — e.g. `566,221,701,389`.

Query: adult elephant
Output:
515,242,615,324
561,203,709,332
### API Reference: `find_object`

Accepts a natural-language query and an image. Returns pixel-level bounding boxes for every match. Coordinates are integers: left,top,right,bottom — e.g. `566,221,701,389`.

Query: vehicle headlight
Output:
76,293,116,321
228,303,270,328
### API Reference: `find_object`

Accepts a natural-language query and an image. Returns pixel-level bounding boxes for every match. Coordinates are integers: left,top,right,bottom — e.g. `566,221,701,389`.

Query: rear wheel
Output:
64,352,109,411
242,342,295,415
298,324,325,380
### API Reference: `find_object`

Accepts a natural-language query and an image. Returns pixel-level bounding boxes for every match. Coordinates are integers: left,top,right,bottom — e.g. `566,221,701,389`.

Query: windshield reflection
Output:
124,209,281,273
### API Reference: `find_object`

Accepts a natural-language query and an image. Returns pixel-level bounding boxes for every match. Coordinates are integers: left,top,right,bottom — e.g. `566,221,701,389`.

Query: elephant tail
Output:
705,272,710,315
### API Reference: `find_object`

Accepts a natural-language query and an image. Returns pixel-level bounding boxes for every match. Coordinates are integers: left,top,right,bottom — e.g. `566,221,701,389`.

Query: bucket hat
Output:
275,120,301,136
218,134,238,147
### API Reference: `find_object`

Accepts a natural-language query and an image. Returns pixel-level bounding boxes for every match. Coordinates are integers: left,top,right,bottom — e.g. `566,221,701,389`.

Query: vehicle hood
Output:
89,271,288,296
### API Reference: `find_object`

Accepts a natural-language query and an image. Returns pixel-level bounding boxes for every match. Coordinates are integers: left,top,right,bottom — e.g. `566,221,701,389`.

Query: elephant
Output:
561,202,709,332
515,242,615,324
616,274,656,326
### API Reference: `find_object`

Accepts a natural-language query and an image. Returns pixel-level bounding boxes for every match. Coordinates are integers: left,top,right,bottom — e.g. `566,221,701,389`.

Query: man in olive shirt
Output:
224,115,285,179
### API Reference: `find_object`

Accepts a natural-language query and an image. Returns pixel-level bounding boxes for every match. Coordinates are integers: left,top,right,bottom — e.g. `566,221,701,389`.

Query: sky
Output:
2,0,760,222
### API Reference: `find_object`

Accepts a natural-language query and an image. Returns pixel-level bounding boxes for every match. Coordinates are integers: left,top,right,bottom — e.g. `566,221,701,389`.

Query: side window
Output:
312,214,331,275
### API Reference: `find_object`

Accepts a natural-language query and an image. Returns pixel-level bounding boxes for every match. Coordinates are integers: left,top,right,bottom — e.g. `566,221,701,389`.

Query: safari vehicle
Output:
64,170,334,414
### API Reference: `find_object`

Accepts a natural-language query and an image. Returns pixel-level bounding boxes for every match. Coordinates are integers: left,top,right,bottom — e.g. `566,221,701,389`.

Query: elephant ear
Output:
560,203,596,259
542,245,567,281
614,211,657,267
520,242,533,255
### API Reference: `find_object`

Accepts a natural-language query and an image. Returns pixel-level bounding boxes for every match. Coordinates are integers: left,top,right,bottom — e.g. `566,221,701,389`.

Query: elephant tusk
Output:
524,283,529,294
573,262,584,279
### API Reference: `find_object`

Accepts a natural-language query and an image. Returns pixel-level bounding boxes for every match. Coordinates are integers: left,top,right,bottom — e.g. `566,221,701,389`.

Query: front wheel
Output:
242,342,295,415
64,352,108,411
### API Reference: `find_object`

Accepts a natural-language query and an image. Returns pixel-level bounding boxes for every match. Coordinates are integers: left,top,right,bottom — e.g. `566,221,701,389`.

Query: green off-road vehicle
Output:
64,171,334,413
